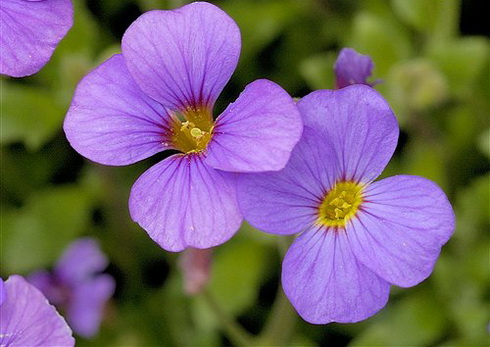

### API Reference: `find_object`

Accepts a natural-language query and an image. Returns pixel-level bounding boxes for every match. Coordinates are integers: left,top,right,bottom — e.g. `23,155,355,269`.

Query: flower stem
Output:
255,236,297,346
201,288,253,347
256,287,297,346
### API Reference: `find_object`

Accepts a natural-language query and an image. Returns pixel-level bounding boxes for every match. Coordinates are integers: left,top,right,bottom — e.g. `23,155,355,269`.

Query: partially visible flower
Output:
0,278,5,305
64,2,302,252
238,85,455,324
179,248,213,295
0,0,73,77
334,48,379,89
29,238,115,338
0,275,75,346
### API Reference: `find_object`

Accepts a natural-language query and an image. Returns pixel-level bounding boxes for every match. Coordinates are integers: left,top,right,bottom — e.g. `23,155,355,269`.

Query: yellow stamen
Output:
317,180,364,228
171,106,214,153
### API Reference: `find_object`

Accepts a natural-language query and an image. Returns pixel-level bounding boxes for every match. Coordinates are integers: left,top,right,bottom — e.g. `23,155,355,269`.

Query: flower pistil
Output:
172,106,214,153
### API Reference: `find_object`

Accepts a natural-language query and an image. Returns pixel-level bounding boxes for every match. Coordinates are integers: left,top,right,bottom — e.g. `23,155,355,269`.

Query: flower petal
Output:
334,48,377,89
0,275,74,346
64,54,173,166
55,238,109,285
67,275,115,338
204,79,302,172
298,85,399,183
0,0,73,77
0,278,5,305
282,228,390,324
129,154,242,252
349,175,455,287
121,2,240,110
237,127,339,235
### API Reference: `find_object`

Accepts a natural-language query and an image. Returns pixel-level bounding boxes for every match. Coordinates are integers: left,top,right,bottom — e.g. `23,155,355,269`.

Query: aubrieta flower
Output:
0,0,73,77
238,85,455,323
64,2,302,252
0,275,75,346
334,48,379,89
28,238,115,338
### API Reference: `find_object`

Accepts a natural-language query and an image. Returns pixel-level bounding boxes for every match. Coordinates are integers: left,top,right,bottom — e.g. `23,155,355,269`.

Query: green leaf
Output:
401,139,448,191
1,185,93,273
299,53,337,91
387,59,449,115
351,289,446,346
391,0,459,38
427,37,489,97
207,232,271,315
349,11,411,77
1,82,64,150
477,128,490,158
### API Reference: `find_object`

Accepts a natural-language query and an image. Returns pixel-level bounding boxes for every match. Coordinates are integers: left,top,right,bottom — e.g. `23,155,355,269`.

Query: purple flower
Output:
237,85,455,324
0,0,73,77
28,238,115,338
334,48,378,89
0,275,75,346
63,2,302,252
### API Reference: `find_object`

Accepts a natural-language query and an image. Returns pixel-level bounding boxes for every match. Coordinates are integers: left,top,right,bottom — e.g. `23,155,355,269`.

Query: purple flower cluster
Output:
1,0,455,332
0,0,73,77
29,238,115,338
61,2,454,324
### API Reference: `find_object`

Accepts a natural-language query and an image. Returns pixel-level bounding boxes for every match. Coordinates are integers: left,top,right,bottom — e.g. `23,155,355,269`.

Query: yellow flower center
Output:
317,181,364,228
171,106,214,153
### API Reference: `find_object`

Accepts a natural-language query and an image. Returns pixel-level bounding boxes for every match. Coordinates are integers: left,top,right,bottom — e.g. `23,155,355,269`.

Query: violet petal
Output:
55,237,109,285
298,85,399,184
237,127,339,235
282,228,390,324
349,175,455,287
67,274,115,338
121,2,240,110
0,0,73,77
64,54,173,166
0,278,5,305
0,275,74,346
129,154,242,252
205,79,302,172
334,48,377,89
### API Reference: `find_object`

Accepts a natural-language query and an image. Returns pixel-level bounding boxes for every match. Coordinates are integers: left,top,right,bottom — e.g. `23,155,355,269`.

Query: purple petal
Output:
0,278,5,305
0,0,73,77
64,54,173,166
282,228,390,324
0,275,74,346
204,79,302,172
237,127,339,235
121,2,240,110
349,175,455,287
55,238,109,286
334,48,377,89
298,85,399,183
67,275,115,338
27,270,67,306
129,154,242,252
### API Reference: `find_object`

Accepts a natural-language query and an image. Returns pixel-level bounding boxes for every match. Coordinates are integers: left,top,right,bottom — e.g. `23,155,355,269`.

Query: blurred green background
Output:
1,0,489,346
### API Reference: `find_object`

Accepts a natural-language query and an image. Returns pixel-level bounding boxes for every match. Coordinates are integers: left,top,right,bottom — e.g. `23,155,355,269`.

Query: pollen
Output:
171,106,214,153
317,180,364,228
